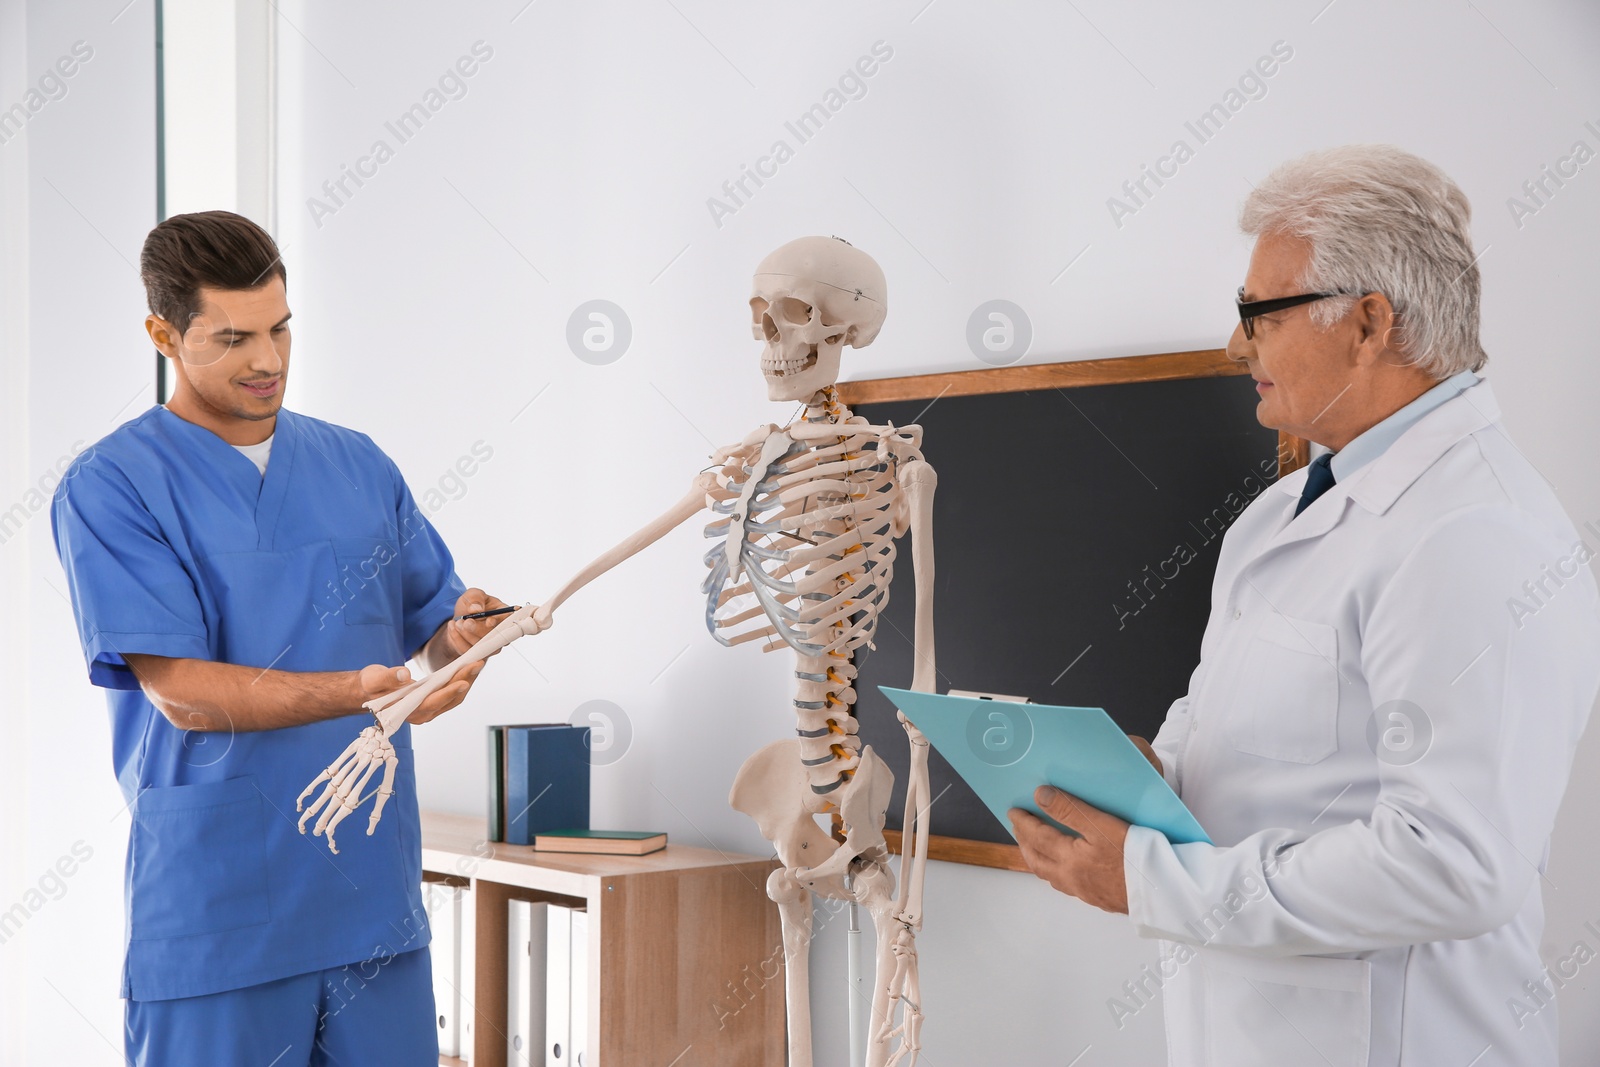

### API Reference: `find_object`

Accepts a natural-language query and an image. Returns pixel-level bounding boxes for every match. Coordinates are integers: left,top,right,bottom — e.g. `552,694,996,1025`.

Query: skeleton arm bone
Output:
861,455,936,1067
896,457,937,924
539,472,718,618
303,469,726,850
901,459,937,695
362,470,722,736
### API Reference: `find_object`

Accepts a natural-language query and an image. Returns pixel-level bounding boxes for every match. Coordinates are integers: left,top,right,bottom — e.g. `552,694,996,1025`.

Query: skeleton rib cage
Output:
701,405,924,798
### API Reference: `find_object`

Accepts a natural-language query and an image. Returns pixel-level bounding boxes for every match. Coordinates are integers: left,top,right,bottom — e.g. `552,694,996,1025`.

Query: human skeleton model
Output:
298,236,938,1067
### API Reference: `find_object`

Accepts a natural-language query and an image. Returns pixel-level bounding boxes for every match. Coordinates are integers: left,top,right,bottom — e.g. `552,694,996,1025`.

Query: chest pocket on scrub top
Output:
329,537,401,627
1223,612,1342,763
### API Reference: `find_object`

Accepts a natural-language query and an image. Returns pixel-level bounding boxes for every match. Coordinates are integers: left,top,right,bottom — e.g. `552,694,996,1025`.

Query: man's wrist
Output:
419,623,455,674
346,668,372,714
440,617,474,662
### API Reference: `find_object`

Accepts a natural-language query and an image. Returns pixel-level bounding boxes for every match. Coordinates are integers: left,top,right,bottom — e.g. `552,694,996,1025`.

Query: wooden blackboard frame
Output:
835,348,1311,872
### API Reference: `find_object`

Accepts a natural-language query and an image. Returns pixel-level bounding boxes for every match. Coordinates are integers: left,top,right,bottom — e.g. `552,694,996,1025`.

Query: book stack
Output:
487,724,591,845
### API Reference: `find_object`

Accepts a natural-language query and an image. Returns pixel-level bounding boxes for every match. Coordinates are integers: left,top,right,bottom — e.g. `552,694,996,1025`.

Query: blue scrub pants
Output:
124,946,439,1067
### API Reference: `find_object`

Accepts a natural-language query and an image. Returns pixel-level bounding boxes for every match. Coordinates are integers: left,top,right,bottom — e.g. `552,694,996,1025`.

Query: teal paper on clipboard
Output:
879,687,1211,846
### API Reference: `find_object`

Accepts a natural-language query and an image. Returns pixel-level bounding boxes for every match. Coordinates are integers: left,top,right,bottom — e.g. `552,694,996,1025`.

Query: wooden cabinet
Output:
421,811,786,1067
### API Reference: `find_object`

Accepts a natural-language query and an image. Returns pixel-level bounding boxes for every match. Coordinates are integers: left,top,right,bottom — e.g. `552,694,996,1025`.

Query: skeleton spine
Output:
796,386,863,800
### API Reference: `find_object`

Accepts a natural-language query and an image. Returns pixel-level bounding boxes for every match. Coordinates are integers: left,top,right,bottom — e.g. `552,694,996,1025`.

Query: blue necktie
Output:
1295,453,1336,517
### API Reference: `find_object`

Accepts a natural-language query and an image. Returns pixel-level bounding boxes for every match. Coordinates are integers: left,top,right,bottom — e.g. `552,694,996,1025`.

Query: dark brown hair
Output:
139,210,286,331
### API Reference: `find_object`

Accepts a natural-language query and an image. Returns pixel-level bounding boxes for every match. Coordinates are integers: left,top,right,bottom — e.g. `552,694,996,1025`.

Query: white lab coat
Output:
1125,376,1600,1067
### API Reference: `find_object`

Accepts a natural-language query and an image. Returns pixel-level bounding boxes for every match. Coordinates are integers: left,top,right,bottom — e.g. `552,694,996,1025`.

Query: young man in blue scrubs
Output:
52,211,508,1065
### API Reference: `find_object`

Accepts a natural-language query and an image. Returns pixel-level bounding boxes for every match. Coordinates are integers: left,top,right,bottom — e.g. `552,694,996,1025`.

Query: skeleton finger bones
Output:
297,603,548,850
295,724,397,854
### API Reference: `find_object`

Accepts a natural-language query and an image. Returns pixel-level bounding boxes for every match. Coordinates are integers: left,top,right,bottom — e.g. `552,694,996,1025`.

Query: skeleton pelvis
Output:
730,739,894,884
731,739,839,869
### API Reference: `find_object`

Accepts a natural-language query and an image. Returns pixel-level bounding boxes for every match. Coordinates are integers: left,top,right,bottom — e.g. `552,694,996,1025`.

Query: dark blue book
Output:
487,725,505,842
503,724,590,846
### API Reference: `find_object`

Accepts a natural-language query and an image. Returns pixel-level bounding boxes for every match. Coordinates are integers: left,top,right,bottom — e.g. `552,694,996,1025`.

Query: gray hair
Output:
1240,145,1487,378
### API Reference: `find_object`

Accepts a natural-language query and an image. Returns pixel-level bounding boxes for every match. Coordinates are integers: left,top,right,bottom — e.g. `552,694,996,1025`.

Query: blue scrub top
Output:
51,406,466,1001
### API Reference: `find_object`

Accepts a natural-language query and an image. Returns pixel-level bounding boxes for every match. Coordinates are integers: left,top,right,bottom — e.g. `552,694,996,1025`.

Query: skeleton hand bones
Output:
296,603,551,852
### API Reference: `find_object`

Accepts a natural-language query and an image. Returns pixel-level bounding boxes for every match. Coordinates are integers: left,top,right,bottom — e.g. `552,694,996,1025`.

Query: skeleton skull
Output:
751,236,888,403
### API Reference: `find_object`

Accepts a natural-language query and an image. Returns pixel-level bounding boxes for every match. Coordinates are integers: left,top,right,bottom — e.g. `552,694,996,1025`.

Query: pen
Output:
454,605,520,621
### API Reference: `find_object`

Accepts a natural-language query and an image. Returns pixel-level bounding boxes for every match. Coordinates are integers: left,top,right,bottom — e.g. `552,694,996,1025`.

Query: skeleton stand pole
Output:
850,900,866,1063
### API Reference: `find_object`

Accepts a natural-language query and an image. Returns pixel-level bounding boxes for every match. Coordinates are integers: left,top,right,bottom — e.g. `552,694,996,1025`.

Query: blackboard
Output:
838,351,1304,870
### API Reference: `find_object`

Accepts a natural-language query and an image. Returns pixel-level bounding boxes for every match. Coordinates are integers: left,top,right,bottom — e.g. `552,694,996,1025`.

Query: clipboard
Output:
879,687,1211,845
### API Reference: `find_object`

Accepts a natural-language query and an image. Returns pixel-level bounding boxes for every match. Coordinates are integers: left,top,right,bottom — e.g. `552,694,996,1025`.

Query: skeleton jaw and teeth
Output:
763,349,822,378
753,291,848,401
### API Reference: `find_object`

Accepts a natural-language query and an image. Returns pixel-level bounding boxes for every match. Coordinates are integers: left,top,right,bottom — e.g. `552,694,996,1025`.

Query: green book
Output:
532,828,667,856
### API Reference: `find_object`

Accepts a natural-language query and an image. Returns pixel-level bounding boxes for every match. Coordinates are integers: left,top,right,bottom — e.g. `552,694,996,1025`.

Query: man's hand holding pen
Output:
445,589,515,658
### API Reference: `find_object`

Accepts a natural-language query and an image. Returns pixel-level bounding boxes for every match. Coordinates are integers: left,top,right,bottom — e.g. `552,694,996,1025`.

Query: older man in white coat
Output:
1009,144,1600,1066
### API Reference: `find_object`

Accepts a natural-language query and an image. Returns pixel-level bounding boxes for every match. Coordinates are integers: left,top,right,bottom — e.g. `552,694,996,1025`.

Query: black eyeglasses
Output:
1236,286,1350,340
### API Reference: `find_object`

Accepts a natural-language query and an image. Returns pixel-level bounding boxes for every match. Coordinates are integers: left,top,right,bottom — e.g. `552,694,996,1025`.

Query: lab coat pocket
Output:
331,537,401,627
1202,950,1371,1067
129,776,272,941
1224,613,1340,763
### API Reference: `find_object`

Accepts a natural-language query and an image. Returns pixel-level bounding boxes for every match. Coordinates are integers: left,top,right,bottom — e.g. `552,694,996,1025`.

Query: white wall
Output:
0,3,30,1061
1,0,157,1060
8,0,1600,1063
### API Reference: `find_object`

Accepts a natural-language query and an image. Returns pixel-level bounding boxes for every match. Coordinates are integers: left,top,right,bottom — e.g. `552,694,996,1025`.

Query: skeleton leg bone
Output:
731,738,845,1067
732,738,898,1065
850,855,915,1067
768,866,818,1067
